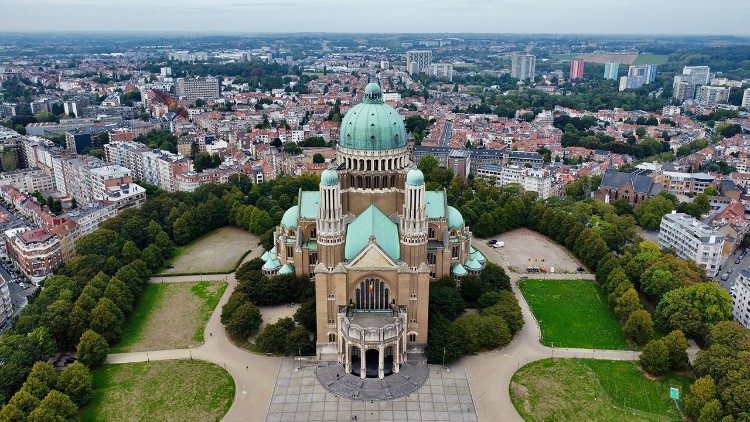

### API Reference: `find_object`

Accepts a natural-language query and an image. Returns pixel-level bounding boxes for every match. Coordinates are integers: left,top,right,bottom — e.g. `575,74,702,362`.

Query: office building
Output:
732,270,750,328
696,85,730,106
569,59,585,79
742,88,750,108
176,76,221,101
603,62,620,80
658,211,725,277
406,50,432,75
511,54,536,81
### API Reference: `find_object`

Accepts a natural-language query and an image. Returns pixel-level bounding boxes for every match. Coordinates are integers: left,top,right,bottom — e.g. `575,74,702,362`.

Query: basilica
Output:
261,83,485,379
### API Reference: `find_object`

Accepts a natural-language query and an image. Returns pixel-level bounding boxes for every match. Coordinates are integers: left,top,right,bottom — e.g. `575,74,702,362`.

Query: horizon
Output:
1,0,748,36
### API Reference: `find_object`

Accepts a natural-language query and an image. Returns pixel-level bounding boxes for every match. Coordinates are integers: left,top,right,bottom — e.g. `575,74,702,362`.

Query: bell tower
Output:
317,167,345,267
400,168,428,267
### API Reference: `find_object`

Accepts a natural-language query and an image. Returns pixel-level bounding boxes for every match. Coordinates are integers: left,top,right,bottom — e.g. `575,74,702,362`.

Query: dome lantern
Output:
338,83,406,151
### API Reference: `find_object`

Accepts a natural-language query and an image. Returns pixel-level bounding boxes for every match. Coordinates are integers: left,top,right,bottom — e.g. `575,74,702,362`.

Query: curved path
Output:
106,238,698,422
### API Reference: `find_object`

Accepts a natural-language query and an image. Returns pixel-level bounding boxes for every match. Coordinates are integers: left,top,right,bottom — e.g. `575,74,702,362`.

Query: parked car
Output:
577,267,585,272
729,268,735,274
19,282,28,290
487,239,498,245
720,273,730,281
492,241,505,248
735,259,742,264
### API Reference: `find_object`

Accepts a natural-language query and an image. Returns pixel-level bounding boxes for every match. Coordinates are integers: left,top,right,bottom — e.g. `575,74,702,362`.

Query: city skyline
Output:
1,0,749,35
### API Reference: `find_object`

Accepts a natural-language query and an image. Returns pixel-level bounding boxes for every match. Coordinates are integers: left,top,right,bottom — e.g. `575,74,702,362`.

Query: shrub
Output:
220,291,247,325
256,318,295,354
476,291,503,309
482,290,523,335
27,390,77,422
293,298,317,332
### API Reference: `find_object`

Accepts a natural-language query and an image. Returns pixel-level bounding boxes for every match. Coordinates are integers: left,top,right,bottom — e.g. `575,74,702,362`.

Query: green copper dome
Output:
339,83,406,151
320,168,339,186
406,168,425,186
447,206,464,230
281,206,299,229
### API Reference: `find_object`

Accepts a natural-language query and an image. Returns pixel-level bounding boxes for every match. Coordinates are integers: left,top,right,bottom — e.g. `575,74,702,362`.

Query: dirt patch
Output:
486,228,588,275
162,227,259,275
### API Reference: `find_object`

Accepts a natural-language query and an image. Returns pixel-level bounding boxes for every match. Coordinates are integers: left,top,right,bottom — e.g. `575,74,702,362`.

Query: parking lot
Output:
484,228,590,275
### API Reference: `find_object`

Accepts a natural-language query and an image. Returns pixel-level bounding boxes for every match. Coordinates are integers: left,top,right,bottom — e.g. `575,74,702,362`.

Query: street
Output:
439,120,452,147
716,248,750,291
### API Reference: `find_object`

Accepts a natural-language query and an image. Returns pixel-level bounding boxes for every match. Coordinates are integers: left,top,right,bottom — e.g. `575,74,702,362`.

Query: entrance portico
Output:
338,308,406,379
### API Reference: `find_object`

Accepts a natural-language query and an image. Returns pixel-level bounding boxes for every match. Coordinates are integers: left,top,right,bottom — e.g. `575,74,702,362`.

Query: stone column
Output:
360,346,366,380
394,340,400,374
378,345,385,379
344,341,350,373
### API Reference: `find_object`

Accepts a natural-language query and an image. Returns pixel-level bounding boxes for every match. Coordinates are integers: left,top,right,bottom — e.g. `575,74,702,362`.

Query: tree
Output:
624,309,654,345
697,399,724,422
482,291,524,335
614,288,642,322
428,278,465,321
708,321,750,351
141,244,164,272
76,330,109,368
312,153,325,164
27,362,57,391
154,231,174,260
89,298,125,344
293,298,317,332
476,291,504,309
639,340,670,375
6,388,40,415
0,403,26,421
685,376,716,418
27,390,77,422
459,275,486,307
56,362,92,406
663,330,689,370
121,240,141,263
480,262,511,291
425,315,466,365
103,277,134,315
284,326,314,356
255,318,295,354
225,302,262,339
220,291,247,325
655,283,733,340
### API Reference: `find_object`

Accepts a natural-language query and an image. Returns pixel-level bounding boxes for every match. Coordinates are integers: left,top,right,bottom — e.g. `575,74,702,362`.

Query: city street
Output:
717,248,750,291
439,120,452,146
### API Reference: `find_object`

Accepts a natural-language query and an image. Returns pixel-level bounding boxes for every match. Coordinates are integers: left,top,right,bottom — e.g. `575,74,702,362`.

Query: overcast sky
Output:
1,0,748,35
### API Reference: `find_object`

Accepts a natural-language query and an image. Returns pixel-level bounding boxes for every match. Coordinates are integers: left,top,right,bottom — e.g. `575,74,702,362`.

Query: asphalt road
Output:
716,248,750,291
439,120,452,147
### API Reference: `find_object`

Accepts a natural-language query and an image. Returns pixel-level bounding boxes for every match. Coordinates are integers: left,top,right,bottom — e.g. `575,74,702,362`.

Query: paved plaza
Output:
267,358,477,422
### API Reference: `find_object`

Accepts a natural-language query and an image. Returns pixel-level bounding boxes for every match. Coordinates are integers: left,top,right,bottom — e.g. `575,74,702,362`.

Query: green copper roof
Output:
339,83,406,151
406,168,425,186
345,204,400,261
320,168,339,186
263,258,282,271
470,246,485,264
464,257,482,271
299,191,320,219
281,206,299,229
278,263,294,275
452,263,468,277
447,206,464,230
261,250,274,262
425,191,446,219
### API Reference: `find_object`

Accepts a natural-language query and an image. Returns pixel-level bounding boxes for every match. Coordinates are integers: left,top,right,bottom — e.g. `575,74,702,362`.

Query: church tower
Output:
317,167,345,267
400,168,428,267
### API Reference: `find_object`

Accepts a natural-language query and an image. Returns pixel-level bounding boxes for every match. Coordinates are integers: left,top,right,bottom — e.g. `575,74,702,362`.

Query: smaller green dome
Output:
447,206,464,230
406,168,425,186
363,82,382,102
452,263,468,277
465,257,482,271
320,168,339,186
281,206,299,229
262,258,282,271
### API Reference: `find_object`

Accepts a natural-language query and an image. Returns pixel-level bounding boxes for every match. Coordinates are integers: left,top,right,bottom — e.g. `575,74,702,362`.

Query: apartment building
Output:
0,169,55,193
176,77,220,101
406,50,432,75
511,54,536,80
0,275,11,328
569,59,585,79
695,85,730,106
603,62,620,80
743,88,750,109
732,270,750,328
104,141,191,191
477,164,556,199
658,211,725,277
4,227,63,284
428,63,453,81
655,171,715,195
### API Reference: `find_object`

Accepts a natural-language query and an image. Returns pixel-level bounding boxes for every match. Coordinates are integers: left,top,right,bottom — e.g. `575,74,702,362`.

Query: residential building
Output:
672,77,696,102
681,66,711,85
428,63,453,81
569,59,585,79
176,77,220,101
0,169,55,193
406,50,432,75
4,227,63,284
65,130,92,154
655,171,715,195
511,54,536,81
603,62,620,80
477,164,556,199
743,88,750,108
619,64,657,91
658,211,724,277
732,270,750,328
0,275,11,328
696,85,730,106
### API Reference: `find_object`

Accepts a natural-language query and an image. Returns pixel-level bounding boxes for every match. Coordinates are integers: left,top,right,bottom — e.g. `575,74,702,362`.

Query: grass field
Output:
519,279,628,349
80,360,235,422
112,281,226,353
510,359,691,422
633,54,669,65
161,227,258,275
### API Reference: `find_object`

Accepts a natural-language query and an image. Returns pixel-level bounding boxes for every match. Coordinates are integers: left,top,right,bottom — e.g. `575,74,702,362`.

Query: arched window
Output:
328,333,336,342
428,226,436,239
408,333,417,342
354,278,390,310
310,227,317,239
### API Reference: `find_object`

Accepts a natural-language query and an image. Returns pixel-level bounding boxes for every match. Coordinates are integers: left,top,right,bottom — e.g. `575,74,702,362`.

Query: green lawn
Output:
80,360,235,422
112,281,226,353
510,359,691,422
551,53,576,61
633,54,669,65
519,279,628,349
